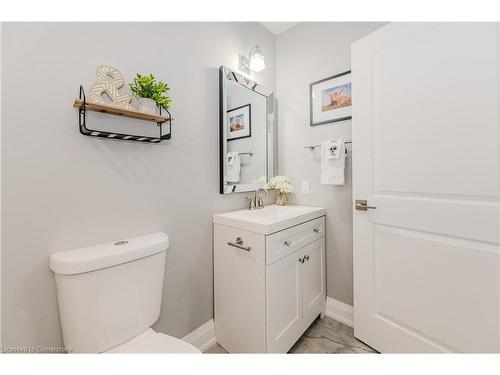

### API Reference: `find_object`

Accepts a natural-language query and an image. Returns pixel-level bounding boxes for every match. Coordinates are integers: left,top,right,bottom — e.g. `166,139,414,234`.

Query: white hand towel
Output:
226,152,241,183
321,139,346,185
327,138,344,159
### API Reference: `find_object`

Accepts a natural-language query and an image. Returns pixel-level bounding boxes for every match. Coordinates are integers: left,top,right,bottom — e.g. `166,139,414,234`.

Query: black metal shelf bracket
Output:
77,85,172,143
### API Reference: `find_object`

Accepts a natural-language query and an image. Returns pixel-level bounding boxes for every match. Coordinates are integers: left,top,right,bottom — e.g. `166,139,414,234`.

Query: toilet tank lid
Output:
49,232,169,275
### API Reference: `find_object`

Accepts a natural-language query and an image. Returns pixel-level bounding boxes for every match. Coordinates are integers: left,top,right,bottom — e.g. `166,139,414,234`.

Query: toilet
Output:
49,232,201,353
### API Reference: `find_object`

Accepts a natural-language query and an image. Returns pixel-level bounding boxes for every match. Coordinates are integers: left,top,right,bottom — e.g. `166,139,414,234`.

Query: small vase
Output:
137,97,158,115
275,192,288,206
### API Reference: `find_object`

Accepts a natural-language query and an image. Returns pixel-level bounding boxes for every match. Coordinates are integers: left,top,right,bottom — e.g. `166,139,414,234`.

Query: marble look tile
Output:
204,343,228,353
316,318,375,352
314,315,343,332
289,336,353,353
203,316,377,354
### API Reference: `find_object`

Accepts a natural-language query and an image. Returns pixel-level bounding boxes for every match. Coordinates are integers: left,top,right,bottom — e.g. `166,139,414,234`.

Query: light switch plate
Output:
301,180,310,195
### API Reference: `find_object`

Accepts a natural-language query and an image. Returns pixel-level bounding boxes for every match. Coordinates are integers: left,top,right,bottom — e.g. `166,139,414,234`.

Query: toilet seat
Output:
104,328,201,353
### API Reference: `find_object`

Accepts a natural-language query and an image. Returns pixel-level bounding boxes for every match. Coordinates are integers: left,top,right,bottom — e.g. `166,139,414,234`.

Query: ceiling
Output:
260,22,299,35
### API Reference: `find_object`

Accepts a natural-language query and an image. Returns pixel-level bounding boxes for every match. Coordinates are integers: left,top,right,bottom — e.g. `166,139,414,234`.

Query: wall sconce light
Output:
239,45,266,75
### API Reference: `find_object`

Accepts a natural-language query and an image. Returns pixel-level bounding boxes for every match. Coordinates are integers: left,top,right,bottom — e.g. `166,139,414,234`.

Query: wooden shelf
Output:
73,99,172,123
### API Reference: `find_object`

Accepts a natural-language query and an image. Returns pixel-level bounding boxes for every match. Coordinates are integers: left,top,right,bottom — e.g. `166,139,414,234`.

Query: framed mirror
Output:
219,66,275,194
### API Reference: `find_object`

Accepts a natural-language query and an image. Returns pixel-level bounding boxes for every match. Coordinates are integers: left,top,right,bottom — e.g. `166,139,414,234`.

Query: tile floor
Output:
204,316,377,354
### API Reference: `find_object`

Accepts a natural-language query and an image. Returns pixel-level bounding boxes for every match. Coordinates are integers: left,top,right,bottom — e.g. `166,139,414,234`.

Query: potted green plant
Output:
129,73,171,115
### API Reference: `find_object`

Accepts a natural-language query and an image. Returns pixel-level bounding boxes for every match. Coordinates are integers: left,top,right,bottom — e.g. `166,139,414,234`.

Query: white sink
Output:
213,204,325,234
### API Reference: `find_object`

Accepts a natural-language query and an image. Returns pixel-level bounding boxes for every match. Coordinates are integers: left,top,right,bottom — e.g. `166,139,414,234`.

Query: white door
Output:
352,23,500,353
302,238,326,326
266,248,304,353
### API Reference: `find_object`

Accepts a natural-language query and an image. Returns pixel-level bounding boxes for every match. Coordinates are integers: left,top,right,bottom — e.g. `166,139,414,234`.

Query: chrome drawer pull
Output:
284,240,291,247
313,228,319,233
298,257,304,263
304,255,310,261
227,237,251,252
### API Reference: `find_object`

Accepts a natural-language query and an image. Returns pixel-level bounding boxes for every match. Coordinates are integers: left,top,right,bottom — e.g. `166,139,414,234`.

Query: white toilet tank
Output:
49,232,169,353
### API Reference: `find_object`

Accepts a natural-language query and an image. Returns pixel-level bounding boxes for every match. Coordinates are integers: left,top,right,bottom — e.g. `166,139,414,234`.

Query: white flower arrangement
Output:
264,175,294,194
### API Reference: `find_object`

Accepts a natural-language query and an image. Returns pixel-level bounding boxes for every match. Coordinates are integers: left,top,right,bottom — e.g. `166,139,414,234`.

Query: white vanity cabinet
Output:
213,205,326,353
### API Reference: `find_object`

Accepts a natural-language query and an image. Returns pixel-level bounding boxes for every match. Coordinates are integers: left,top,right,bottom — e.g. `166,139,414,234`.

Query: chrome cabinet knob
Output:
298,256,309,263
284,240,291,247
313,228,319,233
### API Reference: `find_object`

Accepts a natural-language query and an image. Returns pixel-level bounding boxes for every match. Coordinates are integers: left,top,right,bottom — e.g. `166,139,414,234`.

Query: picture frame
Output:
227,104,252,141
310,70,352,126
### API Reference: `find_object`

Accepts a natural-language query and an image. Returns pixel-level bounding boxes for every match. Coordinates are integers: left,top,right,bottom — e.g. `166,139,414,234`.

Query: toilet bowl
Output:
49,232,201,353
105,329,200,353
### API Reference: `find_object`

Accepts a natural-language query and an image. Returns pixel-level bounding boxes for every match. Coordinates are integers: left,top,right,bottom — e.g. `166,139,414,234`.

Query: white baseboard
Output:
325,297,354,328
182,319,216,352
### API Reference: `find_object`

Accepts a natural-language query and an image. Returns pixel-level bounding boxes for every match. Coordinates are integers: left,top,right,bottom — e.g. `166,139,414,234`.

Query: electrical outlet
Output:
301,180,310,195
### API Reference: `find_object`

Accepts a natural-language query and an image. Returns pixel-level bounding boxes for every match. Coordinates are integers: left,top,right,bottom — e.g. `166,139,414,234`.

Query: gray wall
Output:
1,22,276,348
276,22,385,305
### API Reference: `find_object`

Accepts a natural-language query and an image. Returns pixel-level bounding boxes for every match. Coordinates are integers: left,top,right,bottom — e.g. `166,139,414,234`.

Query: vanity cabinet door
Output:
266,247,306,353
301,238,326,327
214,224,267,353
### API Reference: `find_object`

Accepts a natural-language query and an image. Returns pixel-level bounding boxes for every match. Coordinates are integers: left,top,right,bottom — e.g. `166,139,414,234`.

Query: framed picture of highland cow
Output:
310,70,352,126
227,104,252,141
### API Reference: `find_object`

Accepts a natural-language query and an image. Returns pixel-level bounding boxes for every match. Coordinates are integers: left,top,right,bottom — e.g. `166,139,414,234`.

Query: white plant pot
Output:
137,98,158,115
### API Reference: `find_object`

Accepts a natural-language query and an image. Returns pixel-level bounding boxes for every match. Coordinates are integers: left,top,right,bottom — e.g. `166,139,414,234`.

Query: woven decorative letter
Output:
89,65,132,110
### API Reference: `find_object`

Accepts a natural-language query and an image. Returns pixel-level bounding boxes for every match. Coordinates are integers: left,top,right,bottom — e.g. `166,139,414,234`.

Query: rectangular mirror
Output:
219,66,275,194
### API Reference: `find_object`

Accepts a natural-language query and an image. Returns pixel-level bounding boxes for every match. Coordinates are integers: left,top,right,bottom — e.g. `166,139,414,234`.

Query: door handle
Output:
227,237,251,252
355,199,377,211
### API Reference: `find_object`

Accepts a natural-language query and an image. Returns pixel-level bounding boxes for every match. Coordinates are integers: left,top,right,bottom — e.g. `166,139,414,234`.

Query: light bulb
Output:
249,46,265,72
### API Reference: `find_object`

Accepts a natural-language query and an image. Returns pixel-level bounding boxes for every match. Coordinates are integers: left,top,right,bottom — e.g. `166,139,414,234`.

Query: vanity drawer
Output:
265,216,325,265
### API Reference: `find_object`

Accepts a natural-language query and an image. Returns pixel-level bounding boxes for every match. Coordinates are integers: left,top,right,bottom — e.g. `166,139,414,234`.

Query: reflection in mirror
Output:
219,66,275,194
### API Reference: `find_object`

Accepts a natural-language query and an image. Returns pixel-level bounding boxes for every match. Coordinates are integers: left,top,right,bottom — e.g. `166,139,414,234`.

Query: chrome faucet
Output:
246,188,268,210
